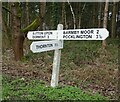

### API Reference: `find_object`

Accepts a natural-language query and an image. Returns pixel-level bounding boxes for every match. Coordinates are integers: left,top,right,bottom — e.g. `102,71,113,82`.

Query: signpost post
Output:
51,24,63,87
27,24,109,88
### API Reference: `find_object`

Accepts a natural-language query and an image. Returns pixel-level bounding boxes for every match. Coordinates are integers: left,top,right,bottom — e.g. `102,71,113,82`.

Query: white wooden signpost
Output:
58,28,109,40
27,28,109,40
27,24,109,88
30,40,63,53
51,24,63,87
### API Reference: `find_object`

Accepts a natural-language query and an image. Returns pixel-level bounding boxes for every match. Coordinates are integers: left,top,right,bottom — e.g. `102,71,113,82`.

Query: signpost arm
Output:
51,24,63,87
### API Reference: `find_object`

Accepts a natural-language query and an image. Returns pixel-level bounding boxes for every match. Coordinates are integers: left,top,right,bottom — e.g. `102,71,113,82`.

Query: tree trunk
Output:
111,2,117,38
62,2,65,27
7,2,10,26
98,2,102,28
9,2,12,30
25,2,29,26
102,1,109,49
51,2,59,29
39,0,46,30
0,1,2,38
117,1,120,38
92,3,96,27
78,3,86,28
61,2,67,29
11,2,24,61
76,2,80,28
0,2,2,97
67,0,76,29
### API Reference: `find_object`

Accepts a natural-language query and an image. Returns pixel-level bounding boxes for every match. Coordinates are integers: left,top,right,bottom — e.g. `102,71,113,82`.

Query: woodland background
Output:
1,1,120,100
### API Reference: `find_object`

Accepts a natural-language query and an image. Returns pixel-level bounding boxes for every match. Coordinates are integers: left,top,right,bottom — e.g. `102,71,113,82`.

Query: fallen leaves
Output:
2,47,118,100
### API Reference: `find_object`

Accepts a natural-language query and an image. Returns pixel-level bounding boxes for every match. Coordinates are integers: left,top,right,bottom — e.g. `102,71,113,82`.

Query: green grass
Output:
60,39,118,69
2,75,108,100
2,38,118,100
22,38,118,67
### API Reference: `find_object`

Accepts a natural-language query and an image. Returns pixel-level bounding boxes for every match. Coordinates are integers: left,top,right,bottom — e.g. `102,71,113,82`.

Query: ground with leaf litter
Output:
2,40,119,100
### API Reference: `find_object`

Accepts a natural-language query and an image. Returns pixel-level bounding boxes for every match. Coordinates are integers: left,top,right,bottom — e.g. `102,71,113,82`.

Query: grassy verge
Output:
2,75,108,100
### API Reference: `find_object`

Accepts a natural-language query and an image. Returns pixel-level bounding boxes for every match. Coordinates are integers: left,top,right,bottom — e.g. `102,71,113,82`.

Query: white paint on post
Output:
30,40,63,53
51,24,63,87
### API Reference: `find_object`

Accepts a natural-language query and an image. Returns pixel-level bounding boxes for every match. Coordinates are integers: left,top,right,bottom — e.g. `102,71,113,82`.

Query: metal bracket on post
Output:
51,24,63,87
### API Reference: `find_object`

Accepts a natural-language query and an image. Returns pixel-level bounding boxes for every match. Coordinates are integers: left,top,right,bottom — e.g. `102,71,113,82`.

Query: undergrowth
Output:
2,75,108,100
2,38,118,100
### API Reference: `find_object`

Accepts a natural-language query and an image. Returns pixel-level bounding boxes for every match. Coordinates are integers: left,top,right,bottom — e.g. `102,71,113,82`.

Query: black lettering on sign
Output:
91,30,94,34
33,35,45,38
34,32,43,35
97,30,99,34
76,35,92,39
44,32,52,35
63,35,76,38
86,35,92,38
55,43,58,47
63,31,79,34
47,44,53,47
96,35,98,39
36,44,53,49
80,30,94,34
